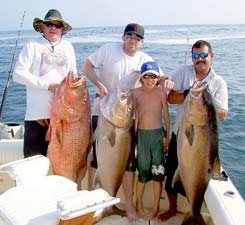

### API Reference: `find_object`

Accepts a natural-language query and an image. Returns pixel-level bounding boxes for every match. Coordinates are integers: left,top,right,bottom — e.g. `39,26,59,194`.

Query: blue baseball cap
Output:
140,61,160,76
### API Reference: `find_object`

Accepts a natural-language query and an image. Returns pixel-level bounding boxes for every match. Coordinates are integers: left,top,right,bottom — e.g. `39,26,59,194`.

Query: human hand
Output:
164,139,170,154
98,83,108,98
48,83,60,93
161,77,174,90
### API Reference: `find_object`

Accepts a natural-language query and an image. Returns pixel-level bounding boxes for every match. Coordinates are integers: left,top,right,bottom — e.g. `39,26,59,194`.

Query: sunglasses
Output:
125,34,142,42
44,22,64,29
142,74,158,79
192,52,209,59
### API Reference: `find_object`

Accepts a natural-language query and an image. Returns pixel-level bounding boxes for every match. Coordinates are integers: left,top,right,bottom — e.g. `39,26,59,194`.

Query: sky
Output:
1,0,245,31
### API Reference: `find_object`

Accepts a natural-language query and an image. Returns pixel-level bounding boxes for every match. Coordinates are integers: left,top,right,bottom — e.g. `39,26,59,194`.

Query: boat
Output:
0,122,244,225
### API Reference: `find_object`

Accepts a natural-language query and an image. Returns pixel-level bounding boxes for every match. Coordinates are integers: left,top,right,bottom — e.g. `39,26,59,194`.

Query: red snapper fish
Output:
47,72,92,189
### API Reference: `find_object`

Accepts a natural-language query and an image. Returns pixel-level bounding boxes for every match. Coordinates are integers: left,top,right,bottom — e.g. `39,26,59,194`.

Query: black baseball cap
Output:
124,23,144,39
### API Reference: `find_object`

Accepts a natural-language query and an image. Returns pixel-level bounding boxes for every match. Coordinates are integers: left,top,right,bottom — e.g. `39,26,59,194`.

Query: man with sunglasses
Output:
13,9,77,158
82,23,173,222
158,40,228,222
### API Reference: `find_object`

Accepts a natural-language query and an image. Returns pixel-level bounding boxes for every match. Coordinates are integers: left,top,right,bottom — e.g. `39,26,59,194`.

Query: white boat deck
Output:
0,139,244,225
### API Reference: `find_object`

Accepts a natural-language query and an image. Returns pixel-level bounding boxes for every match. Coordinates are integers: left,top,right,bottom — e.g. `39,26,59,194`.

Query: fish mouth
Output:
190,81,208,99
116,88,131,102
67,73,86,88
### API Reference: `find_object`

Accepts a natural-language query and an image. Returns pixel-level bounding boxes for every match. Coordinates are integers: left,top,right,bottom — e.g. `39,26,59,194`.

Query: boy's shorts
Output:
137,128,166,183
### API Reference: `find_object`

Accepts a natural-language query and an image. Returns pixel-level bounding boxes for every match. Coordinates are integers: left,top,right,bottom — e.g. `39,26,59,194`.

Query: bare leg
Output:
88,166,96,190
146,181,162,220
122,171,138,222
136,180,148,220
158,192,177,222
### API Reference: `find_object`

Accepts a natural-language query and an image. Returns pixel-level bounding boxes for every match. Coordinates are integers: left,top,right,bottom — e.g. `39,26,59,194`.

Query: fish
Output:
173,82,221,225
94,72,139,216
47,72,92,189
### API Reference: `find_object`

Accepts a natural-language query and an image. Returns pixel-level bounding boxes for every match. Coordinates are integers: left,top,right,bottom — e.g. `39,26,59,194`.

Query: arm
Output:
162,90,170,154
81,58,108,97
132,89,138,133
167,89,189,104
13,43,50,90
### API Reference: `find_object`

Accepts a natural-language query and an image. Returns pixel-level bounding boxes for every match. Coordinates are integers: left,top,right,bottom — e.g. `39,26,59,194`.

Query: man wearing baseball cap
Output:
82,23,173,222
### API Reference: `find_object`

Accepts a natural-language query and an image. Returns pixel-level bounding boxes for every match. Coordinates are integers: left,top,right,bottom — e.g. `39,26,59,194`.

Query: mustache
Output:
195,61,206,65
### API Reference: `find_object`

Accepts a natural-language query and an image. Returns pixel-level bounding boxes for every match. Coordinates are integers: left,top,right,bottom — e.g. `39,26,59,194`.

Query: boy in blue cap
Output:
132,61,170,220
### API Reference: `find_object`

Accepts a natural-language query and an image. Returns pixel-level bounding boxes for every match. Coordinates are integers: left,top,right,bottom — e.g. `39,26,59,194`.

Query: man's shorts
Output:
90,115,137,172
24,120,49,158
137,128,166,183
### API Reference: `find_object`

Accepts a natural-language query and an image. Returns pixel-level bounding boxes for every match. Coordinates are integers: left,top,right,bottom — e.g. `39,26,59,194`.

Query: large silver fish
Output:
173,82,221,225
94,72,139,216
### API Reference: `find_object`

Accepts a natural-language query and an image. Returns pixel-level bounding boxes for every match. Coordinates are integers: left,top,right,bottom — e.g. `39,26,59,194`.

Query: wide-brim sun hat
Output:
33,9,72,34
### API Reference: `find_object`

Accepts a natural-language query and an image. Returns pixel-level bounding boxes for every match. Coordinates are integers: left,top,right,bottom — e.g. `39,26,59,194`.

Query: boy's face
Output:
140,73,160,87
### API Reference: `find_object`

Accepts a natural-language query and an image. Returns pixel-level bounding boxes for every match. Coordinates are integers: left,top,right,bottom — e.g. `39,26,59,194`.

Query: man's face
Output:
41,21,64,42
122,33,144,55
192,45,214,74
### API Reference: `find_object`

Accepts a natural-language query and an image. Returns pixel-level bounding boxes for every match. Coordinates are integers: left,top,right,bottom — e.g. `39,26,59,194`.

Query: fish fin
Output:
185,124,194,145
102,118,116,146
93,171,99,189
93,127,98,142
107,128,116,147
93,171,102,189
55,122,63,147
45,125,51,141
171,167,181,188
213,156,221,180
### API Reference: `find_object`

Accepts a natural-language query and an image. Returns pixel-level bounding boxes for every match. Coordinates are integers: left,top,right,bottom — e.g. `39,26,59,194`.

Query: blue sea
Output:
0,24,244,199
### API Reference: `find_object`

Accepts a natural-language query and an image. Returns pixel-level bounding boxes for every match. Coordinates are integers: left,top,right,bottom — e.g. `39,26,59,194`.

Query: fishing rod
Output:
0,10,26,122
184,27,191,64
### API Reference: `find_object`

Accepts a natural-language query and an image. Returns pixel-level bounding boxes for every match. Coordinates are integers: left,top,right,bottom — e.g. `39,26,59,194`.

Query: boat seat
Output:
0,155,50,186
0,175,77,225
0,156,120,225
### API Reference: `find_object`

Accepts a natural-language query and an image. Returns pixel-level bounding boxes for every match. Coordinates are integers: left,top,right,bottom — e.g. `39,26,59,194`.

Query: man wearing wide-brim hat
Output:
13,9,77,158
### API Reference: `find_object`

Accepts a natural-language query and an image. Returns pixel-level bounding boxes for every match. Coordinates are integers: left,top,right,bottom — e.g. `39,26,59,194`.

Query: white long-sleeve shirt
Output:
13,37,77,120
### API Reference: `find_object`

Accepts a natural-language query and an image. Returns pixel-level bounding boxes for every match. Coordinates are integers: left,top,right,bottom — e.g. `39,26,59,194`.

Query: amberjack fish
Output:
94,72,139,216
173,82,221,225
47,72,92,189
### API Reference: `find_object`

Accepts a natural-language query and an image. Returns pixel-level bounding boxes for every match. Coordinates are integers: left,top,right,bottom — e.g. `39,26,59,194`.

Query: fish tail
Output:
182,212,206,225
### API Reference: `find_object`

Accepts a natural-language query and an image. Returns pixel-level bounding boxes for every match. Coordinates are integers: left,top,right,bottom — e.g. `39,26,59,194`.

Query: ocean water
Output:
0,24,244,198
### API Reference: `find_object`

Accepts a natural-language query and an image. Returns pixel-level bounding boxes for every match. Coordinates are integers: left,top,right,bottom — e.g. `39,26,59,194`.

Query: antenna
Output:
184,27,191,64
